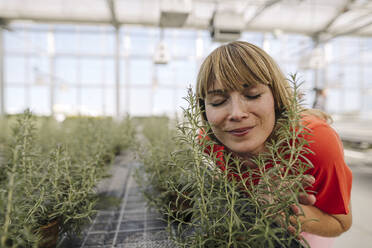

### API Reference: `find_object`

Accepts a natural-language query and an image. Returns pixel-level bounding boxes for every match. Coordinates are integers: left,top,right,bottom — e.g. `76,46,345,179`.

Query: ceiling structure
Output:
0,0,372,43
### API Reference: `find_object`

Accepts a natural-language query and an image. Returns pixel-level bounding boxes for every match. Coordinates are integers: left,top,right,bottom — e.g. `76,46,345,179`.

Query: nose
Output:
228,94,249,121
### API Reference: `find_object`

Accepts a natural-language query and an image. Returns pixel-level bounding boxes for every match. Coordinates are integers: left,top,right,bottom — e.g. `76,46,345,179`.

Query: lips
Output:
227,126,254,136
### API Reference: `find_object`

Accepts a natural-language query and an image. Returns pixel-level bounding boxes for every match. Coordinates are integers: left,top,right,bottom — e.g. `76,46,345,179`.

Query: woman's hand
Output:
289,203,352,237
258,174,317,238
288,175,352,237
291,175,316,214
287,175,316,237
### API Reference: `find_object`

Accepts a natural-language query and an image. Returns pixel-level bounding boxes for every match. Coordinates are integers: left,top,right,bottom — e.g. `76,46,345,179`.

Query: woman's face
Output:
205,82,276,158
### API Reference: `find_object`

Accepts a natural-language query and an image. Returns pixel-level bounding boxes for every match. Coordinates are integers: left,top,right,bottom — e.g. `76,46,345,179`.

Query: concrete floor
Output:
330,117,372,247
334,152,372,248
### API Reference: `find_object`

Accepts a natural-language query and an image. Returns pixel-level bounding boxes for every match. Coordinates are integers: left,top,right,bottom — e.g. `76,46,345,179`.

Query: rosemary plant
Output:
138,75,313,247
0,112,136,247
134,116,187,215
0,110,42,247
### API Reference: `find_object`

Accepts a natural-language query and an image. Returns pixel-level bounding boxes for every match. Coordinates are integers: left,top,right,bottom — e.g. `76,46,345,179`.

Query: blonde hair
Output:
196,41,331,139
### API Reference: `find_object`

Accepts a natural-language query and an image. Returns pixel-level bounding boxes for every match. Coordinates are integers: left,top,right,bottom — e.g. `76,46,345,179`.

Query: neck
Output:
242,159,258,169
228,150,258,169
230,146,269,169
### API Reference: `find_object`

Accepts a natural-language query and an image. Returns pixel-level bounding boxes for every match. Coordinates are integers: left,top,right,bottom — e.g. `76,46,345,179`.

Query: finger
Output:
287,217,305,241
298,193,316,206
290,204,301,215
288,225,296,235
301,175,315,187
288,225,303,240
297,233,304,241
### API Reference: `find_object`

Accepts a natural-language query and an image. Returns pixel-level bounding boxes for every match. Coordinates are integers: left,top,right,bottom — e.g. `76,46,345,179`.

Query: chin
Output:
226,139,266,155
228,144,258,156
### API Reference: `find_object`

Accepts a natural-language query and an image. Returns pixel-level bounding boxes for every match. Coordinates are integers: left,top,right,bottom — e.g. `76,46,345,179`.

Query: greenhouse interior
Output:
0,0,371,247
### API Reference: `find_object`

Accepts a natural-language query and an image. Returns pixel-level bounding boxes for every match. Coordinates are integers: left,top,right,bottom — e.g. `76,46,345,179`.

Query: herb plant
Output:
0,112,135,247
137,75,313,247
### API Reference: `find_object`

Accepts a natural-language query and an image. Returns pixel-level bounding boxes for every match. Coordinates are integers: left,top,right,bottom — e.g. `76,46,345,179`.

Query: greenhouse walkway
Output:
59,153,176,248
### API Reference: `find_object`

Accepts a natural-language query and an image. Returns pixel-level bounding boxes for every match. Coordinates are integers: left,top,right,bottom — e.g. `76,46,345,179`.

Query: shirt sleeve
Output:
303,119,352,215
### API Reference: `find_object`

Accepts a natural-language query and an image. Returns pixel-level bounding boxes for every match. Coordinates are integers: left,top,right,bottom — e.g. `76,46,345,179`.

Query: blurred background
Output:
0,0,371,246
0,0,372,119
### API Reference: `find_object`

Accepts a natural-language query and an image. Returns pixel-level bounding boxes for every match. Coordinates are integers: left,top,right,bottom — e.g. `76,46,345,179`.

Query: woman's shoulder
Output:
301,108,332,125
299,115,352,216
300,113,330,130
300,114,339,144
300,114,345,165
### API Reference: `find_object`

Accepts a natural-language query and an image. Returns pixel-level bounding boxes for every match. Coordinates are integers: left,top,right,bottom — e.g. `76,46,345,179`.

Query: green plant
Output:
137,75,313,247
0,112,136,247
111,115,136,155
135,116,184,211
0,110,43,247
0,117,11,186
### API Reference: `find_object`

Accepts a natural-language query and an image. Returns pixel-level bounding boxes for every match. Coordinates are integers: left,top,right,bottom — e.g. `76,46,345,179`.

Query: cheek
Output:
205,106,226,130
254,95,275,130
264,99,276,129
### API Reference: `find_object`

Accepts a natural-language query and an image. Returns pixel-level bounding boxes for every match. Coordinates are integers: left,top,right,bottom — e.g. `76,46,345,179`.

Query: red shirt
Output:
301,115,352,214
202,115,352,215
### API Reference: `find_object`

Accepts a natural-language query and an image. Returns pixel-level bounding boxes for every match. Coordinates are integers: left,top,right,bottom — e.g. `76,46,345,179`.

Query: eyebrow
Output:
206,84,260,96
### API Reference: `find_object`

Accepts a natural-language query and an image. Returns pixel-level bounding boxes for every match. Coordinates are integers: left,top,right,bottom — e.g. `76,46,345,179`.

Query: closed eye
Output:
210,99,226,107
245,94,261,100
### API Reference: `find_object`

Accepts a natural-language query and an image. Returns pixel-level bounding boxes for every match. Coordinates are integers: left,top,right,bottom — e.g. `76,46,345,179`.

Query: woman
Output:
196,41,352,247
312,87,327,111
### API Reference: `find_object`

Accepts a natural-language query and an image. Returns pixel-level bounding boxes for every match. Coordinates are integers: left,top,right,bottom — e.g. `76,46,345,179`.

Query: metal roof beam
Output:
316,9,372,44
2,16,112,25
246,0,282,25
106,0,119,29
325,18,372,42
316,0,356,35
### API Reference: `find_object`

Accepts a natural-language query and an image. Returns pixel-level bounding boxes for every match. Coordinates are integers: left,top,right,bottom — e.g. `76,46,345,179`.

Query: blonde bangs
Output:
197,42,274,100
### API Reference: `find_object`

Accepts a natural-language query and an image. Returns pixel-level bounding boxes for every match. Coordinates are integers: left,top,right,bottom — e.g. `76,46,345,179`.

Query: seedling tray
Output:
59,158,176,248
